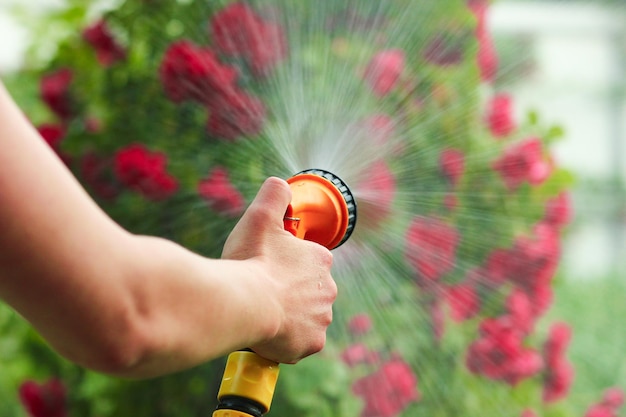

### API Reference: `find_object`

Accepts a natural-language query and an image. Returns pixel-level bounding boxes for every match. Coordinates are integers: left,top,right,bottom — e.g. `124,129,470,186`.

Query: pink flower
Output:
476,28,498,82
445,283,480,322
211,2,288,76
483,248,514,288
40,69,74,121
507,223,561,293
544,192,572,229
584,388,625,417
340,343,380,367
113,143,178,201
348,313,373,336
585,405,616,417
439,148,465,187
363,49,405,97
19,379,67,417
493,138,550,190
542,322,574,403
486,94,516,138
468,0,499,82
352,358,420,417
159,40,238,103
198,167,245,217
82,19,126,66
521,410,538,417
206,90,266,140
505,289,536,334
602,388,625,408
543,322,572,368
543,359,574,403
405,217,459,282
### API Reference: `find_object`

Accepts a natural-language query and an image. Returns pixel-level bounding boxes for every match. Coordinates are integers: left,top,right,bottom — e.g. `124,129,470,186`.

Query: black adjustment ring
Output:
295,169,357,249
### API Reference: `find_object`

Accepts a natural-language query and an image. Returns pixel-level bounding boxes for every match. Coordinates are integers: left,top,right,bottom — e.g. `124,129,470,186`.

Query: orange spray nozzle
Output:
284,169,357,250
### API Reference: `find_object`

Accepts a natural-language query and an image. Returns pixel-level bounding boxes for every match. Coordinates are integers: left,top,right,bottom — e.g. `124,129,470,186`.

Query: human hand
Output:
221,177,337,364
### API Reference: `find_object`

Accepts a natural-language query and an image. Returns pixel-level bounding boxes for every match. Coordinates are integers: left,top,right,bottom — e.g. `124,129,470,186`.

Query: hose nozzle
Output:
213,169,356,417
284,169,357,250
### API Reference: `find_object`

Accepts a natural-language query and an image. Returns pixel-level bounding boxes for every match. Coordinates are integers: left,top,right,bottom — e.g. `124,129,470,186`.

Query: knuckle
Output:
328,278,338,301
318,247,334,268
310,334,326,354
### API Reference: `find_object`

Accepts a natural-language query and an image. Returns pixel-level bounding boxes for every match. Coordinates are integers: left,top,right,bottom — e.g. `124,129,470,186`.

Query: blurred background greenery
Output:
0,0,624,416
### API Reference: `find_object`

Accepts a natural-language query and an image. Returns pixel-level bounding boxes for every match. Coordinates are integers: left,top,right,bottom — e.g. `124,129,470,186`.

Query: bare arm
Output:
0,81,336,378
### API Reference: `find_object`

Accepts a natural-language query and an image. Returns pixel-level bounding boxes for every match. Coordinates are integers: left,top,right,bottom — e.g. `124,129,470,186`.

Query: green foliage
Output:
1,0,599,416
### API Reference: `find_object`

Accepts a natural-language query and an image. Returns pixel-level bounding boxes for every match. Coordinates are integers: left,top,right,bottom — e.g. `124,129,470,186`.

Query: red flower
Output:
211,2,288,76
348,313,373,336
486,94,516,138
113,144,178,201
483,248,514,288
505,289,536,334
19,379,67,417
159,40,238,103
198,167,245,217
363,49,405,97
507,223,561,292
37,124,71,166
542,322,574,403
80,152,121,200
445,283,480,322
466,317,543,385
544,192,572,229
521,410,538,417
543,322,572,368
468,0,499,82
543,323,574,402
352,358,420,417
439,148,465,187
543,359,574,403
493,138,550,190
82,19,126,66
40,69,74,121
405,217,459,282
37,124,65,150
206,91,266,140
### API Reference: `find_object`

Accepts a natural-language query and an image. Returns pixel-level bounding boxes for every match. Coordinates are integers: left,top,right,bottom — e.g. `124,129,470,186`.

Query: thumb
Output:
245,177,292,228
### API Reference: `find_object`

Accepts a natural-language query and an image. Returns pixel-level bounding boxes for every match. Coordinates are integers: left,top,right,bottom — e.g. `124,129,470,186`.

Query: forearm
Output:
115,235,279,378
0,81,277,378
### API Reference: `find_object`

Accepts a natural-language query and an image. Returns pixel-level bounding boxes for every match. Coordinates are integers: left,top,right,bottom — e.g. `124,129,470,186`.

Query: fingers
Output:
245,177,292,228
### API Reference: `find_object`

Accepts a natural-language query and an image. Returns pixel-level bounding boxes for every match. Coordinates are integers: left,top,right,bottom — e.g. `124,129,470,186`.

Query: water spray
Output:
213,169,357,417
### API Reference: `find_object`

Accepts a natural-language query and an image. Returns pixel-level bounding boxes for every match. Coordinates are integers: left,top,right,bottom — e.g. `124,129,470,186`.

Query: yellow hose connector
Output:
212,351,280,417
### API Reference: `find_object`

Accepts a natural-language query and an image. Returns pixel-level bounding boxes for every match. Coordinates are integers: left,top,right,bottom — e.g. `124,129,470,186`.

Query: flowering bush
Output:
3,0,623,416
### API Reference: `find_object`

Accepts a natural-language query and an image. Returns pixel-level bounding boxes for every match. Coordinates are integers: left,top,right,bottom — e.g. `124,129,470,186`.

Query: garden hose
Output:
213,169,357,417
